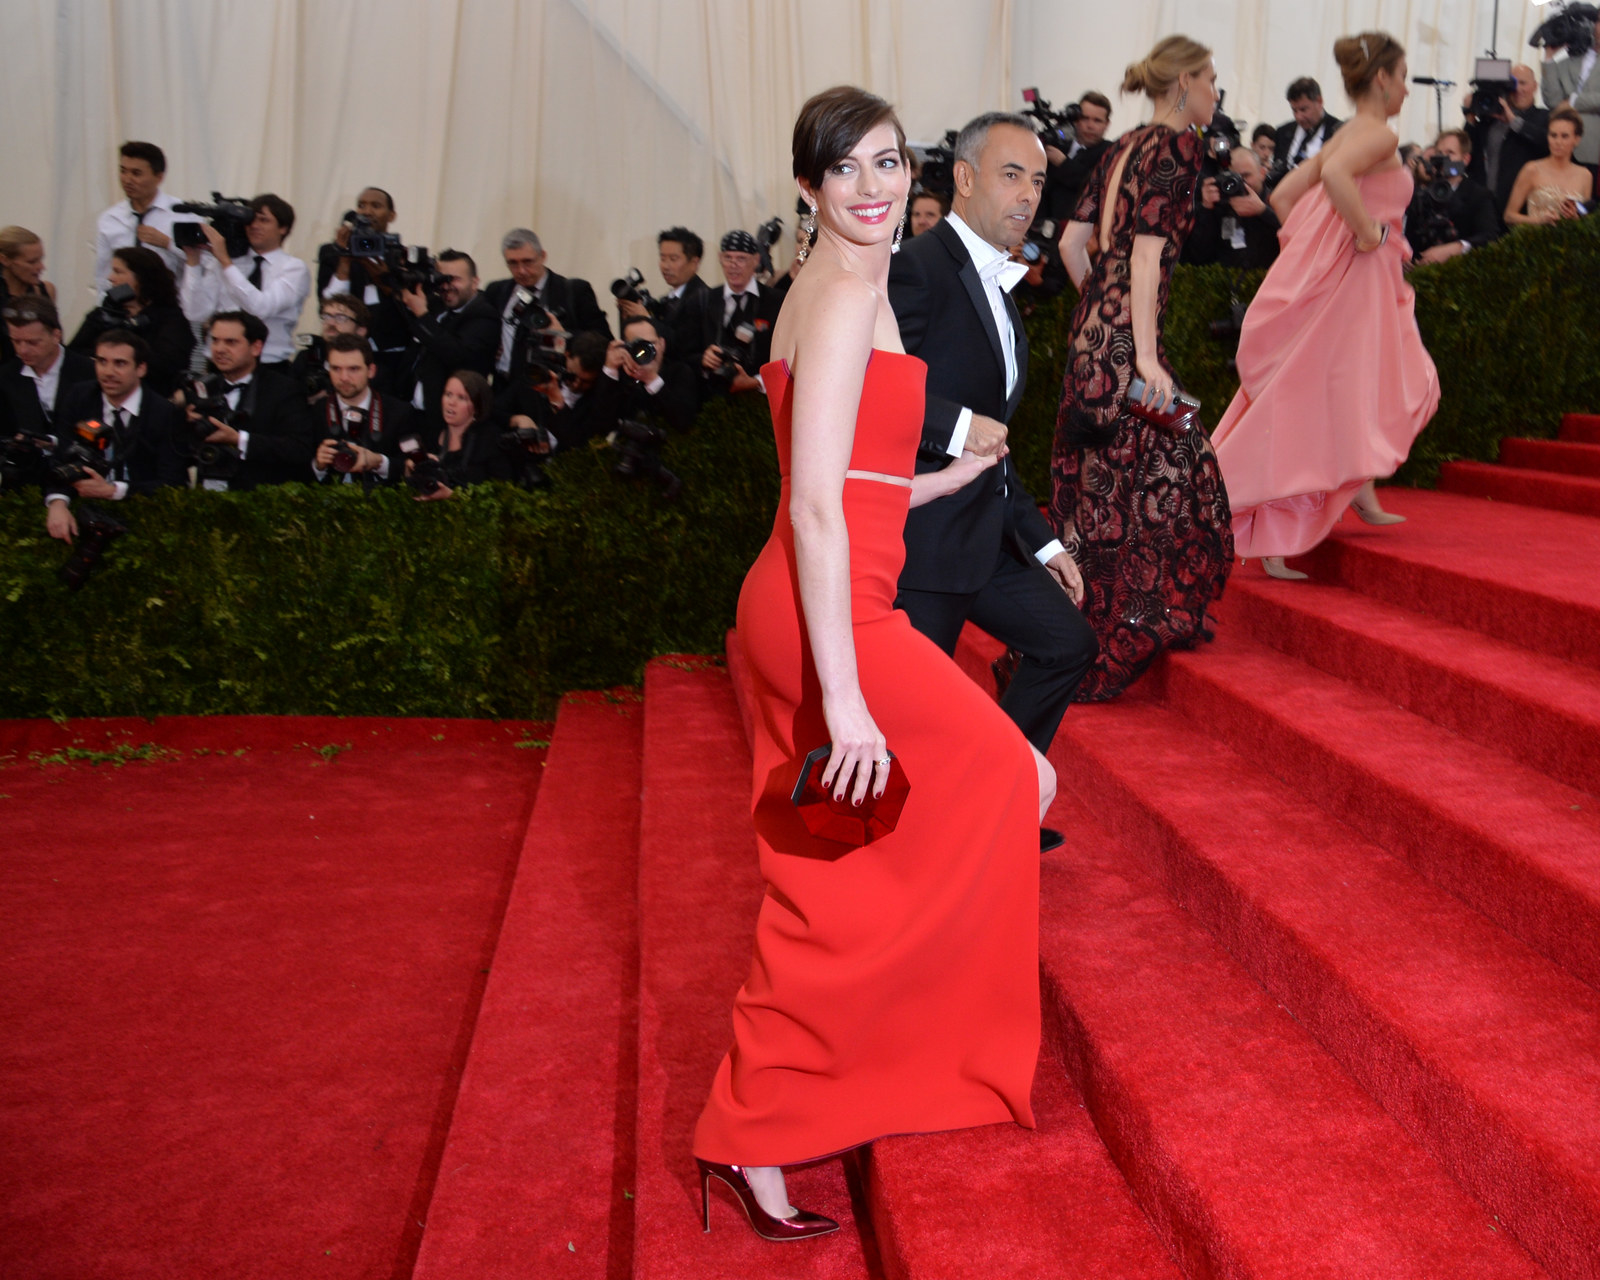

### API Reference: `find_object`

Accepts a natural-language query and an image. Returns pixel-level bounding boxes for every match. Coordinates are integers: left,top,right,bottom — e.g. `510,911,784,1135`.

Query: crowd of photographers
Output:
4,6,1597,585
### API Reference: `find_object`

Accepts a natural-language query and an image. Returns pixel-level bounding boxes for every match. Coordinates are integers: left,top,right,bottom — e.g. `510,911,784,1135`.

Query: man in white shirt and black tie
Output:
93,142,196,292
684,230,780,398
44,329,185,543
1274,78,1342,171
180,195,311,368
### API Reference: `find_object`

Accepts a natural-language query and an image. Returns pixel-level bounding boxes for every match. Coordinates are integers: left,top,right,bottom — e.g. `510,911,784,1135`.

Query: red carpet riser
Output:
1439,412,1600,518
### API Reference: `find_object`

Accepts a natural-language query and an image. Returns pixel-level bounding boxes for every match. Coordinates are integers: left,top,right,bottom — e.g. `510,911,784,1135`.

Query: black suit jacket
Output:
659,274,710,366
678,283,782,382
1408,177,1503,252
0,349,98,439
1467,108,1551,225
68,301,195,398
311,390,414,488
398,294,499,420
1274,113,1342,167
1183,203,1282,269
888,217,1058,595
200,369,316,490
314,244,412,352
46,381,187,501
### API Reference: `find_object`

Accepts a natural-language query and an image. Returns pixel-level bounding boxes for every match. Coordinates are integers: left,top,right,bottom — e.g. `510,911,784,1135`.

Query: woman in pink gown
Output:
1212,32,1440,580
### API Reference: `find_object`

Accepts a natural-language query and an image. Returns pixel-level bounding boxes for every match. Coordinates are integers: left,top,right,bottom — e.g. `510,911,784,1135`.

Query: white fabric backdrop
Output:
4,0,1564,332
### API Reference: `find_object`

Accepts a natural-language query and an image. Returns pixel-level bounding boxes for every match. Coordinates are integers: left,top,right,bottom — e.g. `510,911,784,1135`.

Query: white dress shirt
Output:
1286,121,1329,166
94,191,196,291
19,347,68,420
45,386,143,505
181,247,311,363
941,212,1066,568
497,276,549,374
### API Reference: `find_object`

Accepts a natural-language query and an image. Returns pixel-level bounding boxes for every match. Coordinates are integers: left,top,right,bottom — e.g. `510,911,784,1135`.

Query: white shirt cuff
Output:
44,493,69,506
603,365,620,381
1034,538,1066,567
948,407,973,457
374,455,391,480
644,374,665,395
236,429,250,458
111,481,128,501
323,276,352,297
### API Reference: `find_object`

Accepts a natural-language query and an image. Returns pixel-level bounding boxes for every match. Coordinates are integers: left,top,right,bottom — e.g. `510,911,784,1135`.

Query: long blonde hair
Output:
1122,36,1213,100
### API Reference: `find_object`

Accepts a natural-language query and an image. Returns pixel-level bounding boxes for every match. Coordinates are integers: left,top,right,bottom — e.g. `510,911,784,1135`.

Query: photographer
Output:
93,142,196,291
395,249,497,422
1464,64,1549,226
1406,130,1503,263
289,293,375,404
1042,91,1115,223
67,246,194,396
311,334,412,489
181,310,314,490
44,330,185,543
1540,6,1600,172
1185,147,1281,268
1,297,96,451
622,227,709,364
485,230,611,384
1251,123,1277,169
1275,77,1342,169
682,231,779,399
179,195,311,366
405,371,511,501
604,314,697,433
316,187,411,364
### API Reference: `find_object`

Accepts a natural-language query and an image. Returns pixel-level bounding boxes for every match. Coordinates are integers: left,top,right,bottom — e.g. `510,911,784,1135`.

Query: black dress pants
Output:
897,547,1098,756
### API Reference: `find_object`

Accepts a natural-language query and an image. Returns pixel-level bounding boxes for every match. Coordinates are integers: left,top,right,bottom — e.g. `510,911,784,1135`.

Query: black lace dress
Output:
1049,124,1233,702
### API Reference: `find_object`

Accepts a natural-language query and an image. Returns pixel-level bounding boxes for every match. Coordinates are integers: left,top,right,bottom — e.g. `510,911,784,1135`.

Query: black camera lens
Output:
625,338,657,366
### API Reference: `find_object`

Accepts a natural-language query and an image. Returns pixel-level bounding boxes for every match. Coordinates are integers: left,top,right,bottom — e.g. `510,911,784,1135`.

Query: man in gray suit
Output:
1541,10,1600,170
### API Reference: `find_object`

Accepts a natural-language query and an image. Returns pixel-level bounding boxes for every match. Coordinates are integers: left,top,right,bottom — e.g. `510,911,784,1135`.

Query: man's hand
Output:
965,413,1008,457
201,222,232,268
729,370,762,394
621,346,663,384
414,481,454,502
508,414,553,453
136,224,172,250
1228,189,1267,218
46,501,77,543
1045,144,1068,167
204,417,241,446
604,340,629,372
617,299,649,320
315,439,339,469
1420,241,1465,265
701,344,725,372
1044,550,1085,607
1200,177,1222,210
402,284,428,317
73,473,117,500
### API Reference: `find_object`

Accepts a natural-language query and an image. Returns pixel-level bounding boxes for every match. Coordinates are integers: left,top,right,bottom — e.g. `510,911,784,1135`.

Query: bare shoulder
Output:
1324,118,1397,171
772,263,878,367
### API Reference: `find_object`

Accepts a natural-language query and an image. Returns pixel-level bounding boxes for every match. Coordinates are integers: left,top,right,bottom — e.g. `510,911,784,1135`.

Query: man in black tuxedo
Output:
617,227,709,370
316,187,412,365
1407,130,1504,263
396,249,498,422
680,230,782,400
484,229,611,386
183,310,314,491
1,297,97,457
888,112,1098,848
45,329,185,543
1041,90,1115,223
1275,78,1342,171
310,334,413,489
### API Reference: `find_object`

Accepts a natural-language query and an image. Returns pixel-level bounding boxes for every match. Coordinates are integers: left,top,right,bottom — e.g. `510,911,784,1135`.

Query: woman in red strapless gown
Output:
692,87,1047,1242
1212,33,1440,579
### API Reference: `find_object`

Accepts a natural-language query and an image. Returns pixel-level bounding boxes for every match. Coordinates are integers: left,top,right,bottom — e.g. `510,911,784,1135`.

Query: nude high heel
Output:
696,1159,841,1242
1261,557,1309,581
1350,481,1406,525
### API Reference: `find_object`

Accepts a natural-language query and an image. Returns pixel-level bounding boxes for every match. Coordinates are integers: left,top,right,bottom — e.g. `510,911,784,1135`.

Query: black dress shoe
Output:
1040,827,1065,853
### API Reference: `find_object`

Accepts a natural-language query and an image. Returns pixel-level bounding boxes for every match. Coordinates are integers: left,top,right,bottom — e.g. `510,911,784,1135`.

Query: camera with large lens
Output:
89,283,152,337
497,420,554,491
754,217,785,276
0,429,58,490
1407,156,1464,253
172,193,254,259
1467,57,1521,121
325,404,370,474
1530,2,1598,56
389,244,448,293
708,322,757,389
58,504,128,592
339,210,400,261
182,379,245,481
915,130,960,200
611,417,682,499
1020,87,1082,152
624,336,658,367
45,420,115,488
511,290,570,372
610,267,662,316
398,433,448,496
1198,93,1249,198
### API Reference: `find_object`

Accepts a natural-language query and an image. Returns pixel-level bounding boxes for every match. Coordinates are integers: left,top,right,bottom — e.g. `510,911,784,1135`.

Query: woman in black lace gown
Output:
1050,36,1234,701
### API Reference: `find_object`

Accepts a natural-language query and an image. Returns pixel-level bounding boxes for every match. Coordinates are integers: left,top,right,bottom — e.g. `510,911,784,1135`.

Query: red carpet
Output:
1439,412,1600,517
0,716,548,1280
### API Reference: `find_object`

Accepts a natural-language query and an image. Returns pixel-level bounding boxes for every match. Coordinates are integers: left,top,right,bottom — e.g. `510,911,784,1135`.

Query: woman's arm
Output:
1503,162,1547,225
1060,221,1094,291
1130,234,1170,407
1269,151,1323,222
909,449,1000,507
788,277,888,802
1319,125,1399,244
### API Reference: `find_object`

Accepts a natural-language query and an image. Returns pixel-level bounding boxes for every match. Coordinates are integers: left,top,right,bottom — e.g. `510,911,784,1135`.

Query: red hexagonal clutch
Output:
790,744,911,847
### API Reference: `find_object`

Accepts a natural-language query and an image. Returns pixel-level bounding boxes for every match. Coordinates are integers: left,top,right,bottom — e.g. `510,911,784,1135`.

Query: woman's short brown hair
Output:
792,85,907,191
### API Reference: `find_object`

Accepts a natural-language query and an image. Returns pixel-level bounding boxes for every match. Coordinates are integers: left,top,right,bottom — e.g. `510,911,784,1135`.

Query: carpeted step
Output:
1290,489,1600,672
1152,632,1600,991
1225,575,1600,797
1561,413,1600,444
1052,692,1600,1280
1500,437,1600,479
412,695,643,1280
1034,787,1548,1280
631,659,874,1279
1438,460,1600,519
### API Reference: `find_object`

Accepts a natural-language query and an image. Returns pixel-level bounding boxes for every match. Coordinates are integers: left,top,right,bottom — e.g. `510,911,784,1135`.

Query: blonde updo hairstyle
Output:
1333,31,1406,99
1122,36,1213,100
0,226,42,261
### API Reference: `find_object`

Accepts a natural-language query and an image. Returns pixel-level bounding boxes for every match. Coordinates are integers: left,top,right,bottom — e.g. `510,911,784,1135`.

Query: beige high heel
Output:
1261,557,1309,581
1350,481,1406,526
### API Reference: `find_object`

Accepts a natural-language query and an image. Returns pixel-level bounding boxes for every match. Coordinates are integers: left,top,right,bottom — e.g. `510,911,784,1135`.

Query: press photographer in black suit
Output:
887,112,1097,845
1041,91,1115,223
310,334,413,489
317,187,412,367
182,311,314,491
605,314,698,432
44,329,186,543
68,246,194,397
395,249,497,422
682,230,781,399
1463,64,1549,228
484,229,611,385
1185,146,1281,268
618,227,709,366
1,297,96,451
1275,77,1342,169
1407,130,1504,263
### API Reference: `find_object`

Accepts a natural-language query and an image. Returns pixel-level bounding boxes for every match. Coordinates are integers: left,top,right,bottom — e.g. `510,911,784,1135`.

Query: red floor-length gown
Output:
693,351,1040,1167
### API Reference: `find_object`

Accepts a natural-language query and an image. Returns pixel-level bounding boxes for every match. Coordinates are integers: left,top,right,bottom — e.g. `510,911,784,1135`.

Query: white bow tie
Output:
981,258,1029,293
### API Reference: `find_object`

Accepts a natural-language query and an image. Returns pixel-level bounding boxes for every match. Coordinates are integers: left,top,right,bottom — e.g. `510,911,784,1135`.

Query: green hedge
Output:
3,218,1595,719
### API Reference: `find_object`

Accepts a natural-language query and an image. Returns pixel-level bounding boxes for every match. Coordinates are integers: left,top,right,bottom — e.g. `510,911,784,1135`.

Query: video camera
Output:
338,210,401,261
45,419,115,489
1467,57,1521,121
1531,2,1598,56
172,193,254,260
914,131,960,200
1020,87,1082,151
611,417,682,500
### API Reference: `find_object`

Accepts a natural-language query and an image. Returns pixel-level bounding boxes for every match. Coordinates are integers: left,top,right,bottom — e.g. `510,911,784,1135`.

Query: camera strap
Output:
326,394,383,444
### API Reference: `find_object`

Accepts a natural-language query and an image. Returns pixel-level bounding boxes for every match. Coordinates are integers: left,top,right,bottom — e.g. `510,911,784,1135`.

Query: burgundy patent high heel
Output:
696,1159,840,1242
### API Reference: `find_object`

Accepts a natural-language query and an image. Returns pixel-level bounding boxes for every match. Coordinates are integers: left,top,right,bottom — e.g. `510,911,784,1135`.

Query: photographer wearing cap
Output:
1186,146,1281,268
94,142,197,292
395,249,497,423
180,194,311,366
1406,130,1503,263
1464,64,1549,226
484,230,611,385
1541,6,1600,172
67,246,194,396
180,310,314,490
44,330,185,543
682,230,780,399
311,334,412,489
1,297,96,451
317,187,411,365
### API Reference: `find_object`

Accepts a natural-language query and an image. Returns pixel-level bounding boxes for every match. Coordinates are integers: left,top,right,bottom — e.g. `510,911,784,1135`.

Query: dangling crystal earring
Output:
1175,88,1189,113
798,204,817,264
892,210,906,253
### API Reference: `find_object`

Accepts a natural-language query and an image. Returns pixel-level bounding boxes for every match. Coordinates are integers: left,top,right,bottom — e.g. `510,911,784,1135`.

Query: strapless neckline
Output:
761,349,925,382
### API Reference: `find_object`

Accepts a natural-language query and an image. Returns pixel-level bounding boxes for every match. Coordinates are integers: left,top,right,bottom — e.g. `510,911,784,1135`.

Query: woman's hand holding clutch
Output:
821,689,890,805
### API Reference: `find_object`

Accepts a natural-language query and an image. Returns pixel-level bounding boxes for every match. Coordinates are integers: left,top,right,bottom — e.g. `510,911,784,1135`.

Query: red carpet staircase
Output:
409,488,1600,1279
1439,412,1600,518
